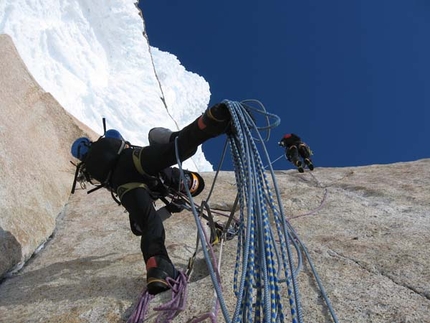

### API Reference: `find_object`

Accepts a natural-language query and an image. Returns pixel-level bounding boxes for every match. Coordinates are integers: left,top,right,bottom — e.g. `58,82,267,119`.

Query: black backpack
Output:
84,137,126,184
71,119,129,204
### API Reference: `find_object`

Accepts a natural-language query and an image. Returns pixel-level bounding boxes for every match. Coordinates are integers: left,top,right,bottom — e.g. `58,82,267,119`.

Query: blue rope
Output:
174,137,232,323
225,100,302,323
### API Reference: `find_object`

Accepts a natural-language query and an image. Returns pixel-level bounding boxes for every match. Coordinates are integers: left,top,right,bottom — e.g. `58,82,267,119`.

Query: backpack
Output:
70,118,128,204
83,137,126,184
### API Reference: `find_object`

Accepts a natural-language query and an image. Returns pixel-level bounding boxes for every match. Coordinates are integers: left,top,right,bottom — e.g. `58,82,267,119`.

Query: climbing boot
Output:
298,143,314,171
146,256,179,295
304,158,314,171
198,103,231,136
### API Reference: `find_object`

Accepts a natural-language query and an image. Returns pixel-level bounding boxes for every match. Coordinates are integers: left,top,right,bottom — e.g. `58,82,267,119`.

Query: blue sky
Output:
140,0,430,171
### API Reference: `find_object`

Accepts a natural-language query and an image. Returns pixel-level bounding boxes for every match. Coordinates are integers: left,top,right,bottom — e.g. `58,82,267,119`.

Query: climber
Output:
279,133,314,172
70,102,231,295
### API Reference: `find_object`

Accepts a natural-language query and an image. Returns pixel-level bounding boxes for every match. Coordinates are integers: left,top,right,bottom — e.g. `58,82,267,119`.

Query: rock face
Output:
0,34,429,322
0,34,97,278
1,166,429,323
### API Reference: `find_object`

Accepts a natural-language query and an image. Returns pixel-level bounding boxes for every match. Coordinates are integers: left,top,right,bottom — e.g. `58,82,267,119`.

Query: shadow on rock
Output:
0,254,144,306
0,227,22,280
187,257,210,283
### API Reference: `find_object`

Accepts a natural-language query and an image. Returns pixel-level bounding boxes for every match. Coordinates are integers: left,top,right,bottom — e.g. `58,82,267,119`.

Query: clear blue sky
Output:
139,0,430,171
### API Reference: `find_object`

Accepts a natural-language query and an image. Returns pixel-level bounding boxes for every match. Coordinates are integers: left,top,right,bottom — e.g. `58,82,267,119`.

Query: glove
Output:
165,198,187,213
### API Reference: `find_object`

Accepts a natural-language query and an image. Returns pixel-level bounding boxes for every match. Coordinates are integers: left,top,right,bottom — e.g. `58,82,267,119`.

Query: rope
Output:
267,151,339,323
135,1,201,172
153,272,189,322
126,272,188,323
174,136,232,322
127,289,153,323
135,2,168,113
226,100,302,323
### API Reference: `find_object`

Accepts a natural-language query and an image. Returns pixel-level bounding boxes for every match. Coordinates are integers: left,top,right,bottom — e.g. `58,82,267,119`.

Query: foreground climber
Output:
279,133,314,172
70,103,231,295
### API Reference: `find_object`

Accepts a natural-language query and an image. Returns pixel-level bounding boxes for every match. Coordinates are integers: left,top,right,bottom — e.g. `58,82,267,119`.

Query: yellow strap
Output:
132,148,146,176
116,182,148,200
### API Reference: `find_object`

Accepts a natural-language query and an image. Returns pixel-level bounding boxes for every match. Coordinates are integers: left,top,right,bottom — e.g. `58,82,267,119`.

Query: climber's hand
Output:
165,198,187,213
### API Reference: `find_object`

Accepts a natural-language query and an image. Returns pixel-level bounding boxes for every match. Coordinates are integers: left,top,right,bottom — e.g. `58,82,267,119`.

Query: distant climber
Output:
279,133,314,172
70,102,231,295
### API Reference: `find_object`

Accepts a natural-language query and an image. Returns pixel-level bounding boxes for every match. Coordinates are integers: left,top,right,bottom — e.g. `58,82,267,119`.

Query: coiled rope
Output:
225,100,302,323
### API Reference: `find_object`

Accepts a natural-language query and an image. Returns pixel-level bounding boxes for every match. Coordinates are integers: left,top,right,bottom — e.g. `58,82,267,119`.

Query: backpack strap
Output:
71,161,83,194
131,147,169,195
102,138,127,184
132,147,146,176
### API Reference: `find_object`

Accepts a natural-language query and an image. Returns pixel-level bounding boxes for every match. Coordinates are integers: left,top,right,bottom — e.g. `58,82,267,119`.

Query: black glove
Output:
165,198,187,213
201,103,232,136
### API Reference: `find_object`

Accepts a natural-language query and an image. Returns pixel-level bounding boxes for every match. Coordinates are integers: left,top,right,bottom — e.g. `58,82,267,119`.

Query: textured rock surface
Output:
1,164,429,323
1,33,429,322
0,34,97,278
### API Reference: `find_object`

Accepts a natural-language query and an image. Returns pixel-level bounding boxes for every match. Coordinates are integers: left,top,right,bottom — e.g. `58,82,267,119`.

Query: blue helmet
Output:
71,137,91,160
105,129,124,140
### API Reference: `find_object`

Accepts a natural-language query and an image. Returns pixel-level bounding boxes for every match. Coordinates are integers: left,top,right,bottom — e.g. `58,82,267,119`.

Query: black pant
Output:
120,188,167,263
111,117,214,264
136,117,208,175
